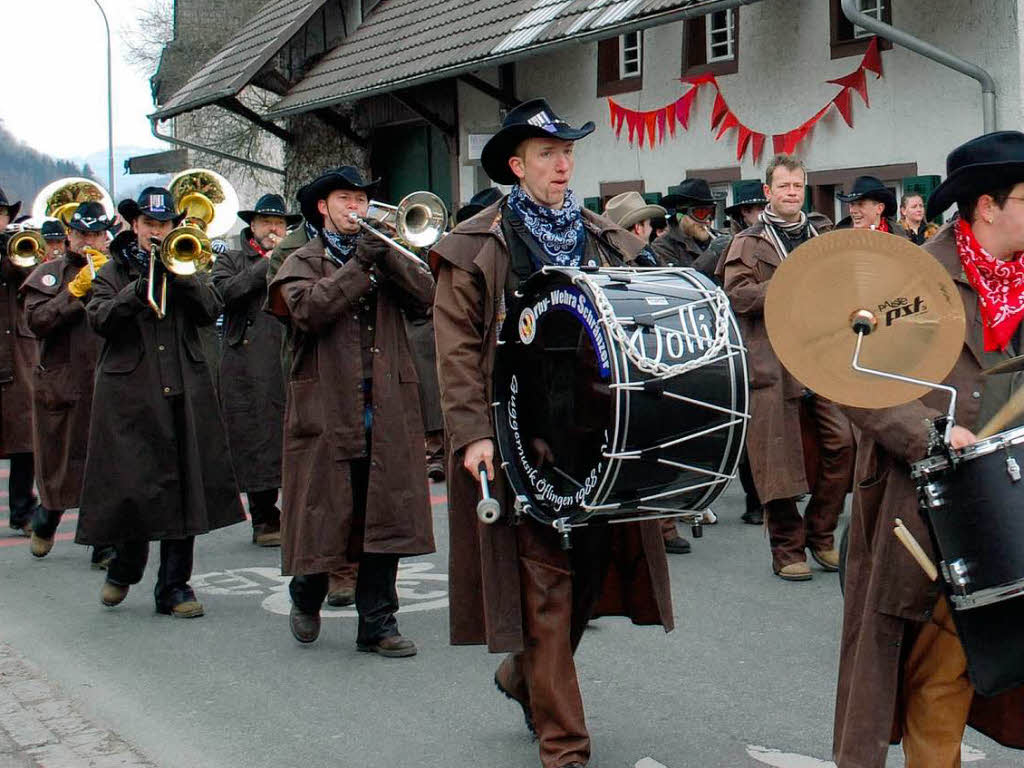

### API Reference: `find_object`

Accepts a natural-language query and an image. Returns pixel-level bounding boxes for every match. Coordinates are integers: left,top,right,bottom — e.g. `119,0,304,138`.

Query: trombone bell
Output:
6,230,45,268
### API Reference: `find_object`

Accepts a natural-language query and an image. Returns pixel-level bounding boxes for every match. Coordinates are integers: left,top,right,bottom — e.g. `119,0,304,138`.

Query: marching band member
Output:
836,175,907,235
22,202,115,562
431,99,673,768
267,166,435,653
212,194,297,547
834,131,1024,767
76,187,244,618
650,177,717,269
40,219,68,261
0,186,40,536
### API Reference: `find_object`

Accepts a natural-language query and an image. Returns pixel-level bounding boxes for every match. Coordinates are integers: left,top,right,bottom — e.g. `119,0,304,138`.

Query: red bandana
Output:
955,217,1024,351
875,218,889,234
248,237,268,258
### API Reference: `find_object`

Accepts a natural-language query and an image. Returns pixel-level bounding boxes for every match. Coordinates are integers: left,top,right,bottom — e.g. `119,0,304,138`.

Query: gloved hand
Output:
67,266,95,298
354,236,390,270
211,239,229,255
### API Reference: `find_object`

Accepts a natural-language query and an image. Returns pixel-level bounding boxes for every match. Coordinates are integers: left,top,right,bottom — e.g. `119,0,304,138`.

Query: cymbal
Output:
983,355,1024,375
764,229,965,409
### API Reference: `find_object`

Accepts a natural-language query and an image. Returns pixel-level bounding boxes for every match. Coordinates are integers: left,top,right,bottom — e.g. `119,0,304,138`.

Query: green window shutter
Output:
643,192,662,204
730,179,761,201
666,184,683,198
583,196,602,213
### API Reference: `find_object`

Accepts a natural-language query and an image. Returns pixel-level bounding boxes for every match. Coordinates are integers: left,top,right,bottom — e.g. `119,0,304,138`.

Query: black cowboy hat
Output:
481,98,595,186
66,201,117,233
927,131,1024,219
725,180,768,217
836,176,897,218
238,193,302,226
40,219,67,241
0,187,21,221
661,178,716,210
117,186,186,225
297,166,380,229
456,187,503,224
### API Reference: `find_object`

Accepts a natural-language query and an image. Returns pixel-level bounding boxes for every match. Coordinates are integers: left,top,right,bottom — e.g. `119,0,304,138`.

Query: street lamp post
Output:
91,0,114,198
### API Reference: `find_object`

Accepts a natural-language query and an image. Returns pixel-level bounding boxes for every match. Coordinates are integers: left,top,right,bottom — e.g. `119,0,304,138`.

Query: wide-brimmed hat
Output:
661,178,716,210
297,166,380,229
603,191,666,231
456,187,503,224
481,98,595,186
836,176,897,218
40,219,67,241
0,187,21,221
66,201,117,233
238,193,302,226
117,187,186,225
926,131,1024,219
725,180,768,217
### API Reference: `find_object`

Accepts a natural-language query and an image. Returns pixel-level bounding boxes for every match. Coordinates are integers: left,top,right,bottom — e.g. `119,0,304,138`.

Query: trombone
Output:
349,191,448,262
5,229,46,268
146,226,213,319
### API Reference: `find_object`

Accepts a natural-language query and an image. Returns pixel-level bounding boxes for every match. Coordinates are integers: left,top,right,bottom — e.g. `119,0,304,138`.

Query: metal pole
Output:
91,0,115,198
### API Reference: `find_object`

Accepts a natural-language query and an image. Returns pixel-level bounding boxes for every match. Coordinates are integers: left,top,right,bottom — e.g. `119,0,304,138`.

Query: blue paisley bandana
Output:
507,184,585,267
321,228,360,262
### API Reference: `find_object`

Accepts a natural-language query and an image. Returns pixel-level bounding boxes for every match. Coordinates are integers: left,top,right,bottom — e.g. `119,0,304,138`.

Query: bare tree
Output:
121,0,174,76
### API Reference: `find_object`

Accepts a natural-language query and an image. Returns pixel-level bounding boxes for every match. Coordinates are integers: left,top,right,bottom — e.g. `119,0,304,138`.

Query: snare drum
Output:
912,424,1024,610
493,266,748,528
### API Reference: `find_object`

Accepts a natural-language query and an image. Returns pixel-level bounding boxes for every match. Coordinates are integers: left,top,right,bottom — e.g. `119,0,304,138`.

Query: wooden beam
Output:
389,92,456,139
219,97,293,142
458,74,517,108
311,108,369,148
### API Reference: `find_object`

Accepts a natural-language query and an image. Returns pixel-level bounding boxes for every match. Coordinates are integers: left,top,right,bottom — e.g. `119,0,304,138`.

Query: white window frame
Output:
854,0,885,38
619,31,642,79
705,9,735,63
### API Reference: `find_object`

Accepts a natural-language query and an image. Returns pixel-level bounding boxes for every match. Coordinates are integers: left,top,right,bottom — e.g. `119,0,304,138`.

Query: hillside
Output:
0,121,96,211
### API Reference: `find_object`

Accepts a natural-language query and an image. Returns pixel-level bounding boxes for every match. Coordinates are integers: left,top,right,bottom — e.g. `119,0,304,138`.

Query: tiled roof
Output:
151,0,329,121
268,0,740,117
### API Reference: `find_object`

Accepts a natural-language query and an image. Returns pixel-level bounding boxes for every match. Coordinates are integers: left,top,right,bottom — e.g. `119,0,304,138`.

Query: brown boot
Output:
357,634,417,657
100,581,129,607
811,547,841,572
30,532,54,558
289,606,321,643
252,523,281,547
775,561,813,581
326,572,355,607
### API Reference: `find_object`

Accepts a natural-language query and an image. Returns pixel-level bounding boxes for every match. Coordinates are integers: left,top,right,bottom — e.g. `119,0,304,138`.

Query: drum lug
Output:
920,483,945,509
552,517,572,550
941,558,971,596
1006,454,1022,483
512,495,531,526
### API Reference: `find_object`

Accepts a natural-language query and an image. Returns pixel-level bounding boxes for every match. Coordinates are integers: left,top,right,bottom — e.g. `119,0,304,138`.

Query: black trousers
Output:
8,452,36,526
107,537,196,609
31,507,63,539
247,489,280,526
289,456,401,644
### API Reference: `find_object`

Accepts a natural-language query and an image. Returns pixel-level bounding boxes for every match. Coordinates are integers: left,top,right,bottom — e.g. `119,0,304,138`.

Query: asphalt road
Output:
0,474,1021,768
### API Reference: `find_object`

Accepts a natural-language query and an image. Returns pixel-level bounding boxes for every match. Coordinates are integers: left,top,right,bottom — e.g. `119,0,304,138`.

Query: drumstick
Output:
978,385,1024,438
893,518,938,582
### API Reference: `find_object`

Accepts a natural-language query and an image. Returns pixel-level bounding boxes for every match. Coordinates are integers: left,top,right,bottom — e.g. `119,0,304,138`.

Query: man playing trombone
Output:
22,201,115,563
267,166,435,654
76,187,244,618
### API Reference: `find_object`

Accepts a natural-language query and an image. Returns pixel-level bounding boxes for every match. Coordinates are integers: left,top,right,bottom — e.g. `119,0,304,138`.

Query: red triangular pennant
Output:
675,89,697,130
862,37,883,77
736,125,753,161
645,112,658,147
710,92,729,129
773,134,787,154
665,104,677,136
657,110,667,144
828,68,869,106
609,100,625,139
832,88,854,127
715,110,739,140
751,133,766,163
625,110,640,145
682,72,718,87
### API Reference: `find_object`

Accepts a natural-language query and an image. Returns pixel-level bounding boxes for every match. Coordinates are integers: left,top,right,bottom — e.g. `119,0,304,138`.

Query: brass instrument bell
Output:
6,229,46,268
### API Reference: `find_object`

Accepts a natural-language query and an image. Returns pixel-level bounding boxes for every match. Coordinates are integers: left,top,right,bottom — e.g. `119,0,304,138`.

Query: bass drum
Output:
493,266,748,527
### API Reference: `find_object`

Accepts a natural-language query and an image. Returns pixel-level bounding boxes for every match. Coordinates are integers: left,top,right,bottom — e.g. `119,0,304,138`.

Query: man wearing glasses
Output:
651,178,718,269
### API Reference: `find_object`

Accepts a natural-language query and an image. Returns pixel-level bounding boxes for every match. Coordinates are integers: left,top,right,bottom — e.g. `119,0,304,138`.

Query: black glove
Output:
354,236,390,269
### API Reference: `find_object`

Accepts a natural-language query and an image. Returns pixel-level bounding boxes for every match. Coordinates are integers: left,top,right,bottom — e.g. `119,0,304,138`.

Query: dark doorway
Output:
371,123,453,213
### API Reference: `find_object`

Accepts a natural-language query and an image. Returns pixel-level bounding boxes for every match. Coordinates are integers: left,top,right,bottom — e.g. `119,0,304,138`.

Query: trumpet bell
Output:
7,230,45,268
177,192,216,229
161,225,212,276
395,191,448,249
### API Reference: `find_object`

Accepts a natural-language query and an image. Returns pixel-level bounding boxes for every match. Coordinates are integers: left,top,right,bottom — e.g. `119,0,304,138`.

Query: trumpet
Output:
350,191,448,262
6,229,46,268
146,226,213,318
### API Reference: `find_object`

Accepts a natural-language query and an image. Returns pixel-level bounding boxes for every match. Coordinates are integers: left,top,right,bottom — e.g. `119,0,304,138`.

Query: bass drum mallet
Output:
476,463,501,524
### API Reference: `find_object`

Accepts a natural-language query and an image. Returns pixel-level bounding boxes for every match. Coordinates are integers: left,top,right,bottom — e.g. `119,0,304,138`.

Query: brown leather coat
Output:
21,253,101,509
75,234,245,545
430,201,674,652
267,235,436,576
212,233,284,492
650,220,710,268
833,223,1024,767
0,255,38,455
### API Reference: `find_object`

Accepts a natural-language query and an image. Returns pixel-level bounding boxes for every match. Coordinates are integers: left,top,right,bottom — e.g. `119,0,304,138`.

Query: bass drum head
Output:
494,270,615,523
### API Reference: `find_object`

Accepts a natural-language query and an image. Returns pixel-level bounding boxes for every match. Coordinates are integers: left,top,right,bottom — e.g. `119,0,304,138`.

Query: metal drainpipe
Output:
150,118,286,176
841,0,996,132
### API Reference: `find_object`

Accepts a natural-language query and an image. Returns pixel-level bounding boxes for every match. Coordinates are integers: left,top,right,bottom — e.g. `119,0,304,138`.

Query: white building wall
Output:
456,0,1020,213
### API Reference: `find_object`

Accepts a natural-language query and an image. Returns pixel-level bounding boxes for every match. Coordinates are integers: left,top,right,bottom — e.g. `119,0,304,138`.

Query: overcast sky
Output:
0,0,166,175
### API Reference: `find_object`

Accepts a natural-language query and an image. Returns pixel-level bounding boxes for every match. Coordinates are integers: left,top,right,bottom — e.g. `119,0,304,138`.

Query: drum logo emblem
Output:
519,307,537,345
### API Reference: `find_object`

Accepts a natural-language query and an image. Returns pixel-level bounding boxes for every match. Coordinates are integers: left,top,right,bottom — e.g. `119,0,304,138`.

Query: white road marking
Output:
745,743,987,766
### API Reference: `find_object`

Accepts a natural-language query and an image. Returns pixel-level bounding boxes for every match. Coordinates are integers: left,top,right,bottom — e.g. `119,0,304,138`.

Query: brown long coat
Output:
212,233,284,492
833,223,1024,767
0,256,38,455
21,253,101,509
722,221,820,502
430,201,674,652
267,235,436,576
75,234,245,545
650,220,708,268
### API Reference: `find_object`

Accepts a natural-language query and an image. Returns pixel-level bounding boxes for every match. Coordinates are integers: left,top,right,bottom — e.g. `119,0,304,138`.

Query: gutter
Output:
268,0,766,119
841,0,996,132
150,118,286,176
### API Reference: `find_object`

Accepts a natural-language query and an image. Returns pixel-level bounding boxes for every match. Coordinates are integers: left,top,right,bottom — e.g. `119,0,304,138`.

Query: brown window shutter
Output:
685,15,708,69
598,37,620,84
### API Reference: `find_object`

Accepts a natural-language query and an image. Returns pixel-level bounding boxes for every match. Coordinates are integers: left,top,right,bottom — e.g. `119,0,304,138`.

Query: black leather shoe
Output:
664,535,691,554
357,634,417,657
741,506,764,525
290,606,321,644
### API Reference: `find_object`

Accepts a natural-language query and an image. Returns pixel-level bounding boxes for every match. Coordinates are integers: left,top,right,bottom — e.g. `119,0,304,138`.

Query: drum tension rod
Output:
633,313,657,328
640,447,662,463
643,378,667,396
